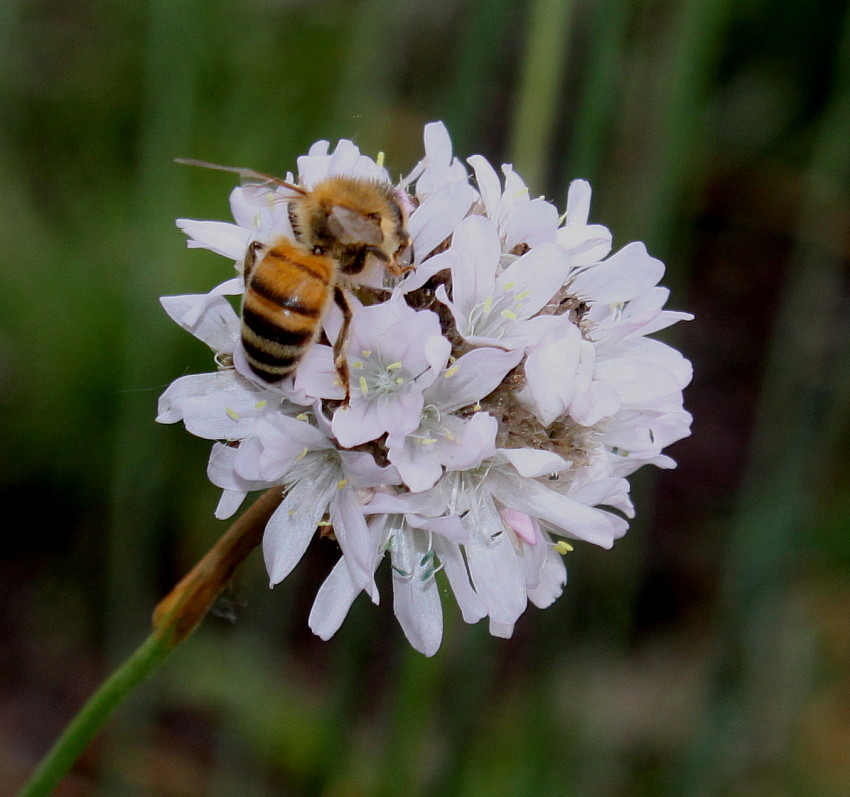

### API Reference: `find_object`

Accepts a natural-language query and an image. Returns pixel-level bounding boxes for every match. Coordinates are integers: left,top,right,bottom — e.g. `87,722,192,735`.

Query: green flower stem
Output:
18,633,171,797
18,487,284,797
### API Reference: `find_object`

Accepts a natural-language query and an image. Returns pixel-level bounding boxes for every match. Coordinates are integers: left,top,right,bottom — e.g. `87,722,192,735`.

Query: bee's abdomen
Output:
241,241,334,382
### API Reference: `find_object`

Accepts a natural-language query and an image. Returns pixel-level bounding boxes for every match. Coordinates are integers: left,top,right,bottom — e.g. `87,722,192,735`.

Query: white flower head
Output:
159,122,693,655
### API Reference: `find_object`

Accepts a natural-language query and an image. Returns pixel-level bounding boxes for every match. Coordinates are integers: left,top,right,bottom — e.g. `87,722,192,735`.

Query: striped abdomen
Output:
241,239,336,382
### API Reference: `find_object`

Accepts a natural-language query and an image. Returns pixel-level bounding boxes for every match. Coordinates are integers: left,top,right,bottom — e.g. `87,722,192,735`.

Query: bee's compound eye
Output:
312,245,325,255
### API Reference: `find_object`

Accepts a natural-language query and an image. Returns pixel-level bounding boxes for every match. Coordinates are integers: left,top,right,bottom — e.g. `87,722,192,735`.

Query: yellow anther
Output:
359,376,369,395
395,377,404,384
500,309,518,320
386,361,403,371
483,296,493,313
296,412,308,421
376,151,385,168
226,408,239,420
503,281,515,290
254,400,268,409
296,447,309,461
515,290,530,302
472,402,482,411
362,349,372,357
444,365,459,379
419,438,438,445
554,541,574,555
317,520,333,526
352,360,364,369
337,479,348,490
558,211,568,225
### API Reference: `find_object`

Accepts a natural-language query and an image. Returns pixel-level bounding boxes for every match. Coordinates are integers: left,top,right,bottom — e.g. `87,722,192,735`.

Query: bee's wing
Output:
328,206,384,245
175,158,304,195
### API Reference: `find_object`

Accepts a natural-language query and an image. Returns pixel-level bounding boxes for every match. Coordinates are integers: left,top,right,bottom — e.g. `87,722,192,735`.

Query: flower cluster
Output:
158,123,692,655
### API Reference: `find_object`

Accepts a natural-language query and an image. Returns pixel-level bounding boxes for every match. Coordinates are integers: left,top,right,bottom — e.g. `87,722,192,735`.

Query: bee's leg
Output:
244,240,266,283
332,286,352,406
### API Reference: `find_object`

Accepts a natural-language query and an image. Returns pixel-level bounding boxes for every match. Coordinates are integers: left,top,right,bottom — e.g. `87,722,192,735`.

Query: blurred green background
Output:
2,0,849,794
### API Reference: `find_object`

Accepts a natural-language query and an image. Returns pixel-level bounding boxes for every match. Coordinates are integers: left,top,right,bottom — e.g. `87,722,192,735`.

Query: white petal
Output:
409,182,475,264
157,370,246,424
527,540,567,609
308,557,362,640
176,219,250,260
572,242,665,303
332,399,389,448
426,347,523,413
263,476,333,586
214,489,247,520
160,294,240,352
449,215,501,316
339,450,402,488
498,448,569,478
391,530,443,656
488,621,516,638
445,412,498,472
558,223,613,265
408,513,469,543
496,243,570,317
595,357,685,406
432,537,487,624
467,155,503,220
388,436,445,493
489,471,616,548
522,321,583,426
464,500,527,626
504,198,559,250
565,179,592,226
330,486,375,592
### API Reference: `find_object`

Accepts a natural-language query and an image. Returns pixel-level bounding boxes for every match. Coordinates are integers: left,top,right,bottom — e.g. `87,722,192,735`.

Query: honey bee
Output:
177,159,412,402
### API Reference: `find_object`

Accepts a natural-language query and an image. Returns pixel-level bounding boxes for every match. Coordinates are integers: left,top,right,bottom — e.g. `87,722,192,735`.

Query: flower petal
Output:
263,476,334,586
391,528,443,656
176,219,250,260
426,347,523,414
308,557,363,641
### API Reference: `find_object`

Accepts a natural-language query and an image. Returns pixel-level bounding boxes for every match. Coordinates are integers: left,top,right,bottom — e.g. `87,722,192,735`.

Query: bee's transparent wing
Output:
328,206,384,245
175,158,304,201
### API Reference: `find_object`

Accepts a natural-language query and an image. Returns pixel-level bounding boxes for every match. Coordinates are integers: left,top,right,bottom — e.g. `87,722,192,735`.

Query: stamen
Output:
395,377,404,384
359,376,369,395
482,296,493,314
554,541,574,555
362,349,372,357
225,408,239,420
296,413,308,421
500,309,518,320
254,400,268,409
418,438,438,445
336,479,348,490
386,361,402,371
296,447,309,461
376,151,385,168
443,365,459,379
352,360,364,369
515,290,530,302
